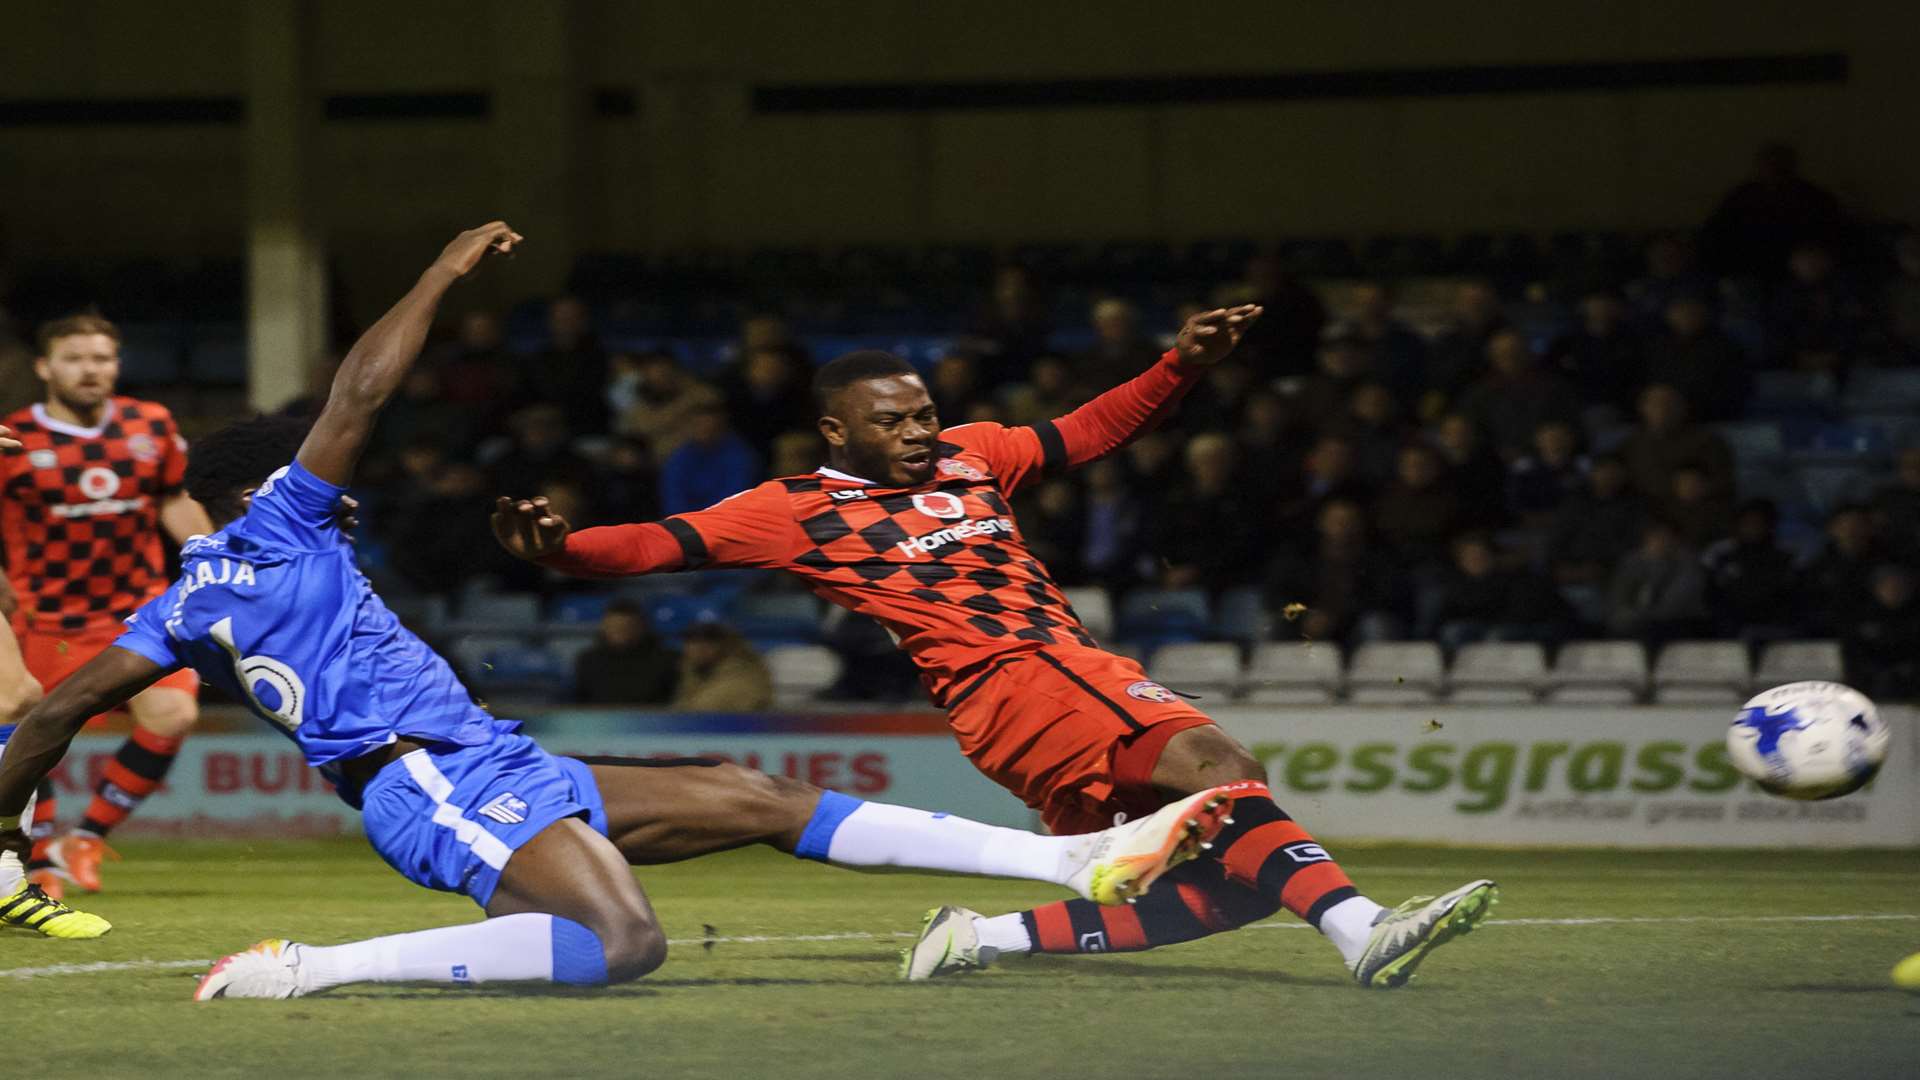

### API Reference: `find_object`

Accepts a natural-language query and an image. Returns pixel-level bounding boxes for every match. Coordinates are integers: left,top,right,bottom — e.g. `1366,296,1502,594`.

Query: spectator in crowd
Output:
1427,533,1571,649
968,264,1051,383
1275,434,1370,539
1004,355,1080,426
1701,141,1844,280
1547,455,1649,621
1662,462,1733,549
1605,518,1709,644
1882,229,1920,361
1017,479,1086,585
1618,383,1734,500
530,294,610,436
672,623,774,711
659,405,759,516
1284,325,1376,434
1871,447,1920,563
1074,297,1162,388
593,437,659,525
1702,499,1801,638
614,349,723,456
1552,288,1647,419
1122,430,1182,522
823,610,923,702
488,402,594,506
1371,442,1464,570
435,309,516,427
1774,241,1869,363
1647,293,1751,422
720,346,814,458
768,430,824,480
1080,458,1147,591
1626,233,1712,331
1800,504,1883,635
733,313,809,367
1456,328,1582,461
1506,419,1587,524
1153,433,1255,592
366,362,472,472
1344,281,1428,406
1426,279,1508,400
1334,382,1406,490
1846,564,1920,700
1265,498,1409,644
1432,413,1508,529
385,453,514,596
930,353,988,420
1230,252,1327,377
573,600,678,705
1179,358,1258,433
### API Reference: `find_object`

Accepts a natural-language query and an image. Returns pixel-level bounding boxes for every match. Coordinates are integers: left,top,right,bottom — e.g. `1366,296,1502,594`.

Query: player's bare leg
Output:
196,816,665,999
49,683,197,892
583,757,1231,904
924,724,1497,987
0,621,61,898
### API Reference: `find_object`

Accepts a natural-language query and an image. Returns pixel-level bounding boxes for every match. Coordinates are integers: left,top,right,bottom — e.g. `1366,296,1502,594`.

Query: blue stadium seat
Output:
1118,589,1211,650
549,592,614,625
459,591,541,627
1214,587,1273,645
1717,422,1786,465
639,593,730,639
1748,370,1837,418
1790,422,1891,465
1793,466,1877,516
1841,369,1920,414
731,592,823,645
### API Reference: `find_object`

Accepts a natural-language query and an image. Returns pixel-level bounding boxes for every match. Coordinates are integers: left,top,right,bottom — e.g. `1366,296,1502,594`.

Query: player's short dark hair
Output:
811,350,918,416
36,311,119,355
184,413,313,523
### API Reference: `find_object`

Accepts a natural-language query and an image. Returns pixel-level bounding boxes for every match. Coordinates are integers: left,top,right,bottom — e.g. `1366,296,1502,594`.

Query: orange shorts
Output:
17,622,200,720
945,643,1214,836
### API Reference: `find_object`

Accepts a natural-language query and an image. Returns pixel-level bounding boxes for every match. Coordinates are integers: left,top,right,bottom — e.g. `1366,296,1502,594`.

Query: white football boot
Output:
194,939,311,1000
900,905,989,981
1350,879,1499,989
1062,787,1236,906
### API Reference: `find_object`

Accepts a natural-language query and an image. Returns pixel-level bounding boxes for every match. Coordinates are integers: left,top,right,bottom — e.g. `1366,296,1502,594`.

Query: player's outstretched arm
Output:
0,647,167,858
298,222,522,487
492,495,689,578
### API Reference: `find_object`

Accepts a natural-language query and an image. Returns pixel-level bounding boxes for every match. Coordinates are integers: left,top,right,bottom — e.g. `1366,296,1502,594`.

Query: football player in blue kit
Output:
0,223,1232,997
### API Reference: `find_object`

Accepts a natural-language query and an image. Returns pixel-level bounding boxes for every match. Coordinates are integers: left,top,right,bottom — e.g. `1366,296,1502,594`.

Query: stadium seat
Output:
549,592,613,625
1840,368,1920,414
1214,587,1274,645
1243,643,1343,705
1346,642,1444,705
1793,466,1876,516
1447,642,1546,704
732,592,824,645
765,644,844,705
457,592,541,628
1715,421,1785,465
1546,641,1647,705
1652,641,1751,704
1147,643,1243,700
1754,640,1844,688
1749,370,1837,416
1118,589,1210,650
640,593,731,639
544,631,597,680
1062,587,1115,641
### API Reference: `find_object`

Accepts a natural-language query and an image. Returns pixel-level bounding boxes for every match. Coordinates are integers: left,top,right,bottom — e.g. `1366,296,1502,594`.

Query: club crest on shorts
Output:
937,458,985,481
911,491,966,520
478,793,529,825
1126,680,1178,703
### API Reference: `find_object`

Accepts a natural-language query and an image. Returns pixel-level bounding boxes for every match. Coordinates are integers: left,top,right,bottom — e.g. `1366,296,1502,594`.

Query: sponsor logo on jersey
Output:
126,433,160,462
1126,680,1178,703
893,516,1015,558
77,466,121,500
27,450,56,470
479,793,530,825
911,491,966,520
829,489,870,502
938,458,985,481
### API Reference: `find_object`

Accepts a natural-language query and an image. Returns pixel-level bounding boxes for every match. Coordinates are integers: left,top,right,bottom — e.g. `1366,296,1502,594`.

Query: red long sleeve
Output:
537,522,687,578
1050,348,1202,467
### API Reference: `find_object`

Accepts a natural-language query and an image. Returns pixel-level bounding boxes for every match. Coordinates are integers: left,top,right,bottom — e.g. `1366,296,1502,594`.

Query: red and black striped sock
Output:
1018,860,1278,954
25,780,57,872
1204,780,1360,928
77,727,184,837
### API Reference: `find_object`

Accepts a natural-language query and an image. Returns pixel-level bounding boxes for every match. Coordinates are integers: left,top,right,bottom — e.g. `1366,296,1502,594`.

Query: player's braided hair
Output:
183,413,314,524
811,350,919,415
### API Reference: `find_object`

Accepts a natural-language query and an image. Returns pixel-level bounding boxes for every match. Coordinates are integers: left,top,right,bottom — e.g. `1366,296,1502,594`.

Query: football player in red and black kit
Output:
1,314,212,897
495,306,1496,988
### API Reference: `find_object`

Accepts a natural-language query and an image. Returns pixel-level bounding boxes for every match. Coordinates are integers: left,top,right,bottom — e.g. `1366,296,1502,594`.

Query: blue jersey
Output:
114,461,500,799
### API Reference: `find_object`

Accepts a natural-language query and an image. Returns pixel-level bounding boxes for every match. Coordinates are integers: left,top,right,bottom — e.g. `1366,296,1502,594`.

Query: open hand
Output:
491,496,571,561
0,425,20,452
1175,305,1263,367
432,222,523,279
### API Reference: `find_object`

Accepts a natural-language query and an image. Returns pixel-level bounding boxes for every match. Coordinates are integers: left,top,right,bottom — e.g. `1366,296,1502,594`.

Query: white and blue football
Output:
1727,681,1889,800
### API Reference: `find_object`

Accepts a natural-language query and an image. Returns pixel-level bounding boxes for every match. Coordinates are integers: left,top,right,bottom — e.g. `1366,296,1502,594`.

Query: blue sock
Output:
794,790,865,862
550,916,609,985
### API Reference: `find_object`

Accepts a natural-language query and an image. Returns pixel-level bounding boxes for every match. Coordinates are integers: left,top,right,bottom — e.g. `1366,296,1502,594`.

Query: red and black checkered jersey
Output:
1,397,189,633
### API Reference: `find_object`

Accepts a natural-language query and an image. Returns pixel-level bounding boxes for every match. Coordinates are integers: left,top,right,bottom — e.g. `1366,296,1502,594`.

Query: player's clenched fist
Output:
1175,304,1262,367
432,222,524,279
491,496,571,561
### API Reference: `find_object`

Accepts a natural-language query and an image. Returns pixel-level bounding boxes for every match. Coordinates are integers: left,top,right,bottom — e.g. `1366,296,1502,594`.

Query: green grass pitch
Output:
6,841,1919,1078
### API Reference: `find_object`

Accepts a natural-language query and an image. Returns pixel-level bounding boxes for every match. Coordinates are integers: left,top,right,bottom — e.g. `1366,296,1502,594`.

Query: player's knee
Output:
1159,725,1267,789
132,693,197,738
713,761,819,835
600,919,668,983
0,676,43,723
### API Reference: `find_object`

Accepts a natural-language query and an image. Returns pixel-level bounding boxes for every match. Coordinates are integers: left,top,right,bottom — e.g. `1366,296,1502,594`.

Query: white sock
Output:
294,912,576,990
818,801,1082,887
972,912,1033,959
1319,895,1387,966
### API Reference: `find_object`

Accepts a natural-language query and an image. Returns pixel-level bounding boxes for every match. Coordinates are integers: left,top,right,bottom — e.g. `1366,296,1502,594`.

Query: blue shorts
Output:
358,724,609,908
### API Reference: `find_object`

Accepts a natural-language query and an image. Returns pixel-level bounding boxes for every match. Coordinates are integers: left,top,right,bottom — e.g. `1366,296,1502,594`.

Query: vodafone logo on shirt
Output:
78,466,122,500
911,492,966,520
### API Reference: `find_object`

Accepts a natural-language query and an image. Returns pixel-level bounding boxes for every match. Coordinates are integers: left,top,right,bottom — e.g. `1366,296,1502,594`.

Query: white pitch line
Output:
5,912,1917,981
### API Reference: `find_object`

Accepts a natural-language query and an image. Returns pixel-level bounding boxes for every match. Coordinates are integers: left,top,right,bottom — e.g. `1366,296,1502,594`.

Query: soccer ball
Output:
1726,681,1889,800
